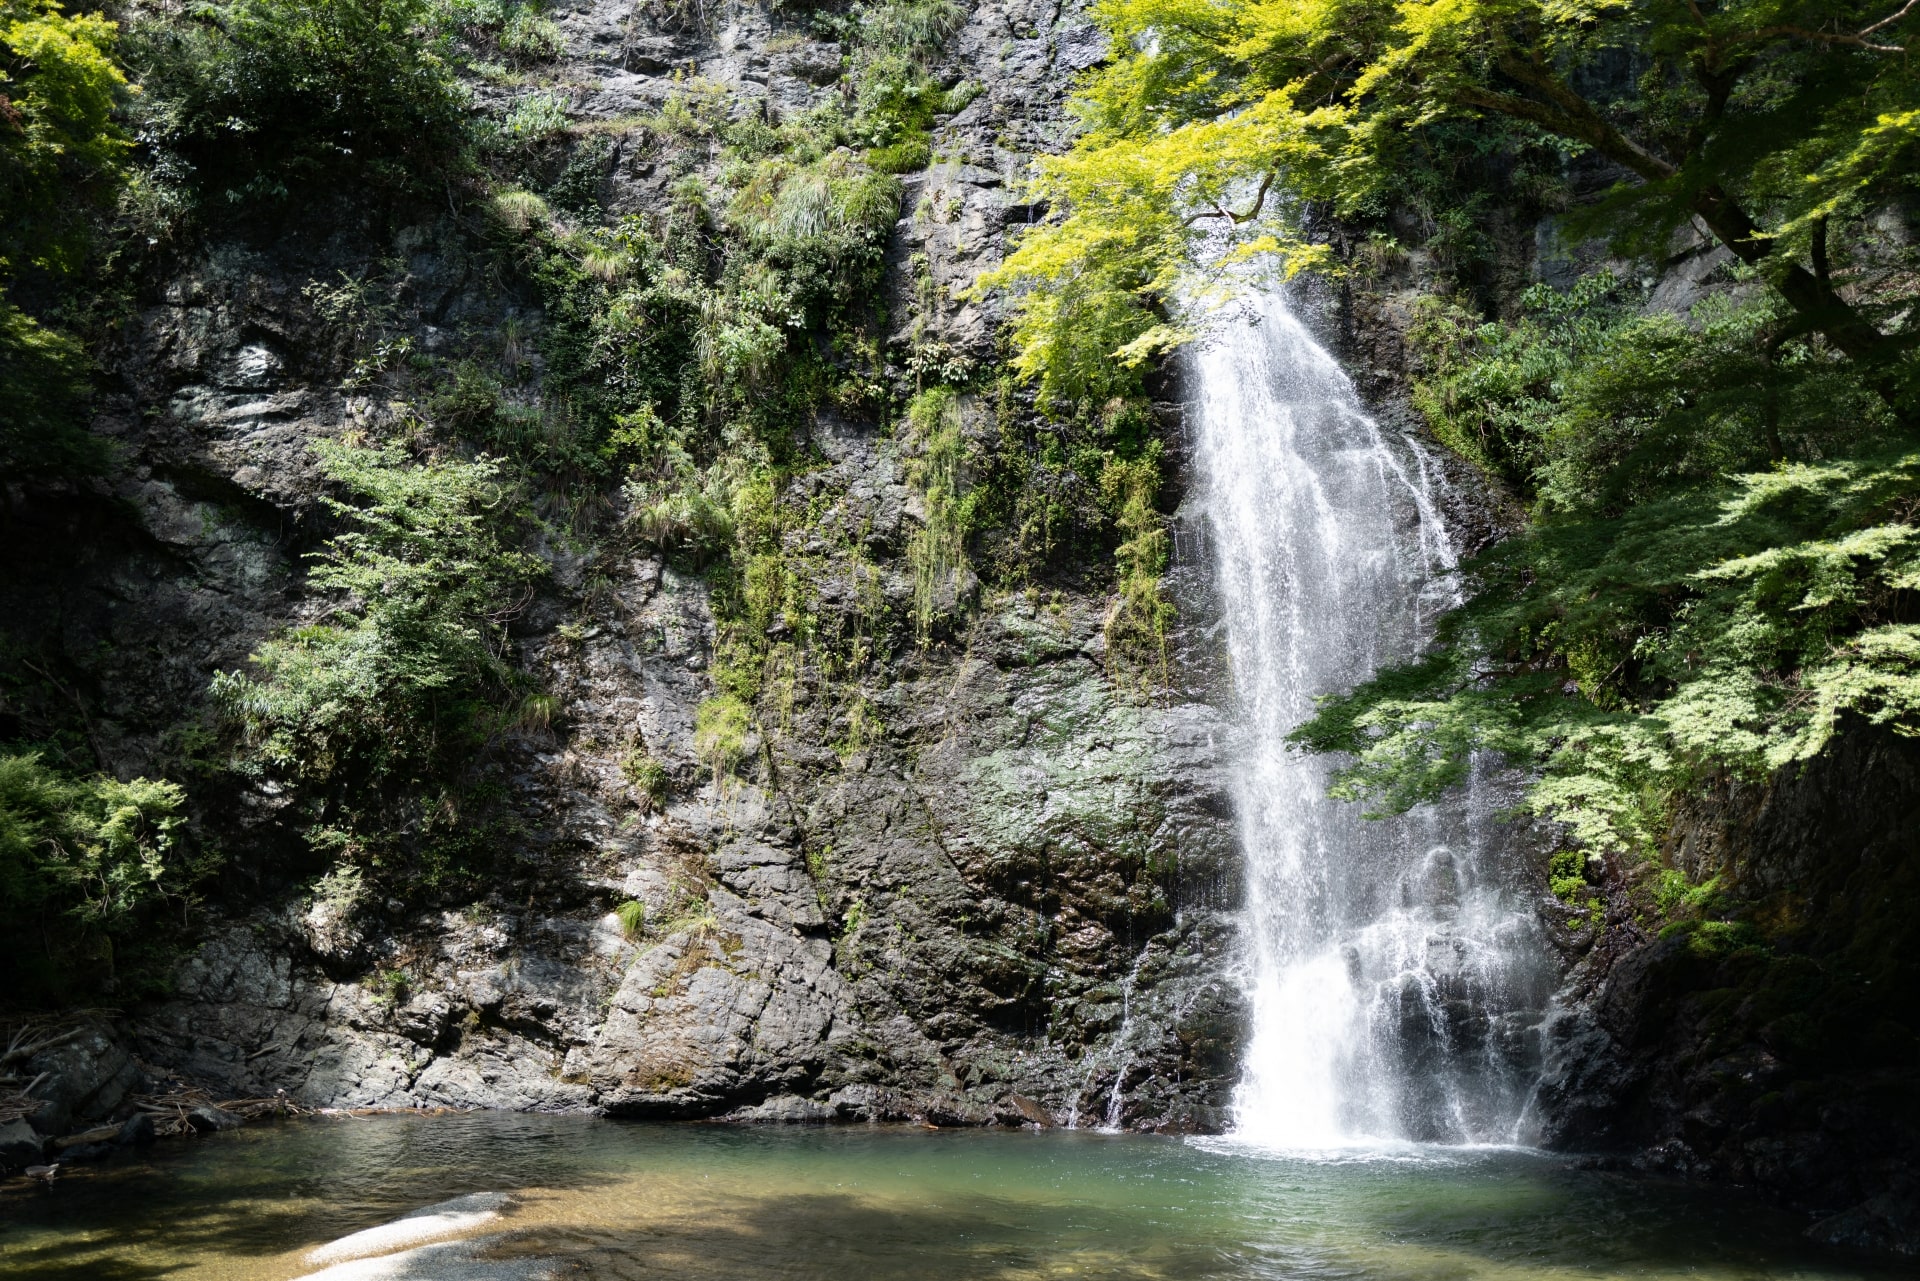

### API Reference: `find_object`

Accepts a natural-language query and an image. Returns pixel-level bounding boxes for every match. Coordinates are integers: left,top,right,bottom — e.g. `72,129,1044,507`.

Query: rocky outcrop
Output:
0,0,1246,1133
127,577,1243,1126
1534,727,1920,1254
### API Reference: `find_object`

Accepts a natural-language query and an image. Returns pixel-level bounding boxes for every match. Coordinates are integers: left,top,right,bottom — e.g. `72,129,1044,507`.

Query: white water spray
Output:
1191,289,1551,1147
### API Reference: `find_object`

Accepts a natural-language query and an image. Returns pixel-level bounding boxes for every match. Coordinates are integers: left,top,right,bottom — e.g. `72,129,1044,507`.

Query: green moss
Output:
1099,434,1172,684
126,0,468,207
620,751,669,810
693,695,753,784
904,386,977,643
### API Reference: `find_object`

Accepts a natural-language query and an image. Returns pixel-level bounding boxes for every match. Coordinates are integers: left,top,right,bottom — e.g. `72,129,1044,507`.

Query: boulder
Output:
0,1119,44,1170
117,1113,157,1147
51,1124,123,1153
185,1104,243,1133
729,1095,835,1124
24,1021,145,1135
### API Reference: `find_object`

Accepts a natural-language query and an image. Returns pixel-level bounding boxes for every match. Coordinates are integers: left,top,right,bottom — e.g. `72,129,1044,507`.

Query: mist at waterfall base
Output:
1188,289,1554,1149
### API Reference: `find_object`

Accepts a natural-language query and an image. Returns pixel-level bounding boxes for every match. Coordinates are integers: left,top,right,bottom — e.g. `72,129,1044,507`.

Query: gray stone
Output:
0,1119,44,1170
41,0,1246,1149
186,1104,243,1133
729,1095,836,1124
23,1022,144,1136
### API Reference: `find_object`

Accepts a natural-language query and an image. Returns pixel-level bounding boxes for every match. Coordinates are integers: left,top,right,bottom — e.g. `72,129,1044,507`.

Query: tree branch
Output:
1861,0,1920,37
1,1024,83,1069
1456,69,1676,183
1452,56,1900,387
1748,23,1904,52
1183,169,1278,227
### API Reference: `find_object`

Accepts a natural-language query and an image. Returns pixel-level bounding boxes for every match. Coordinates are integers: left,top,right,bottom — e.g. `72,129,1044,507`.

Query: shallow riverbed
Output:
0,1113,1904,1279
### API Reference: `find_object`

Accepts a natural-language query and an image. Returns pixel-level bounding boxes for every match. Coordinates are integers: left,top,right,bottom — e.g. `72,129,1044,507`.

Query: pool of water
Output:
0,1114,1902,1279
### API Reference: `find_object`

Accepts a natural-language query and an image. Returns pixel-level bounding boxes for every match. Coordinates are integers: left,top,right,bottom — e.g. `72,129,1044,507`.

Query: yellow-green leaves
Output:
982,0,1920,408
977,75,1339,411
0,0,130,274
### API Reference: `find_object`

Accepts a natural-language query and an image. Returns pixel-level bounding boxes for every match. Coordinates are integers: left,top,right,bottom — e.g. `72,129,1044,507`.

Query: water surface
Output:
0,1115,1900,1279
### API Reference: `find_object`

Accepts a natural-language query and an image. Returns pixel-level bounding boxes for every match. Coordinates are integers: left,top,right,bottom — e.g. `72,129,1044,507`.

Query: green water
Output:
0,1114,1905,1279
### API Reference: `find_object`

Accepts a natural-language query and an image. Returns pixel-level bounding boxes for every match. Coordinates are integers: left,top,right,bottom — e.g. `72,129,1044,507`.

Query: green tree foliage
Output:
982,0,1920,411
127,0,466,206
213,442,538,879
0,0,128,480
970,0,1920,863
1294,278,1918,857
0,299,103,478
1,0,128,273
0,753,196,999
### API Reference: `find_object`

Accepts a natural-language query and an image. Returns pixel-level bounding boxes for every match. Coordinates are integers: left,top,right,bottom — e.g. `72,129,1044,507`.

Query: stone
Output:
1808,1191,1920,1257
23,1021,144,1136
395,992,453,1047
728,1095,836,1124
117,1113,157,1148
291,1232,556,1281
51,1124,122,1153
1004,1095,1054,1127
0,1119,44,1170
54,1141,116,1164
185,1104,243,1133
305,1192,512,1266
35,0,1231,1161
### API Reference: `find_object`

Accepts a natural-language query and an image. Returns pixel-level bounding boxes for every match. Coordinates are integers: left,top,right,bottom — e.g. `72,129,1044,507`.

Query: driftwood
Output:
131,1087,312,1137
0,1021,87,1078
0,1017,97,1126
0,1092,47,1125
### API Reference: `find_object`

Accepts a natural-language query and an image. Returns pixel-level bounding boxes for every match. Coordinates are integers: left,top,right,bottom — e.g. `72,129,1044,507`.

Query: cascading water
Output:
1191,288,1553,1148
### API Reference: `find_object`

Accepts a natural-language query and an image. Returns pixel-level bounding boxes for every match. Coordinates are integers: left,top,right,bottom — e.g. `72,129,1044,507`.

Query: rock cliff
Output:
1,0,1246,1132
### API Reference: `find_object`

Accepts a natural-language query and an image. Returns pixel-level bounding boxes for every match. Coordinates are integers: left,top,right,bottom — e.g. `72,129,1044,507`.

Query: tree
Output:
0,0,129,481
0,0,128,275
978,0,1920,860
0,752,194,998
982,0,1920,411
128,0,466,205
212,442,539,881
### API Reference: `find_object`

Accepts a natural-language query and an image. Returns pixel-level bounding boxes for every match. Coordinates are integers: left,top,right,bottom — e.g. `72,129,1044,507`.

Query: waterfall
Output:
1191,289,1552,1148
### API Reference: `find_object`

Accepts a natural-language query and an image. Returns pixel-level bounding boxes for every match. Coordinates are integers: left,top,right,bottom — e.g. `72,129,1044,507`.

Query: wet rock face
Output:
1534,727,1920,1254
130,588,1244,1126
0,0,1250,1129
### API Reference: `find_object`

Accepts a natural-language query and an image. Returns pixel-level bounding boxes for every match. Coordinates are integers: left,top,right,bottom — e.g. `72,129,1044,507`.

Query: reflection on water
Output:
0,1114,1897,1280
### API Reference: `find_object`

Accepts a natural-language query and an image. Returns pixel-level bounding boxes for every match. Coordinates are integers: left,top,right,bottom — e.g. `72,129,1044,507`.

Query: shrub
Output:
213,441,539,877
498,6,562,61
0,302,109,479
0,753,199,1000
127,0,467,205
1295,276,1920,860
619,750,668,809
1,0,129,480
